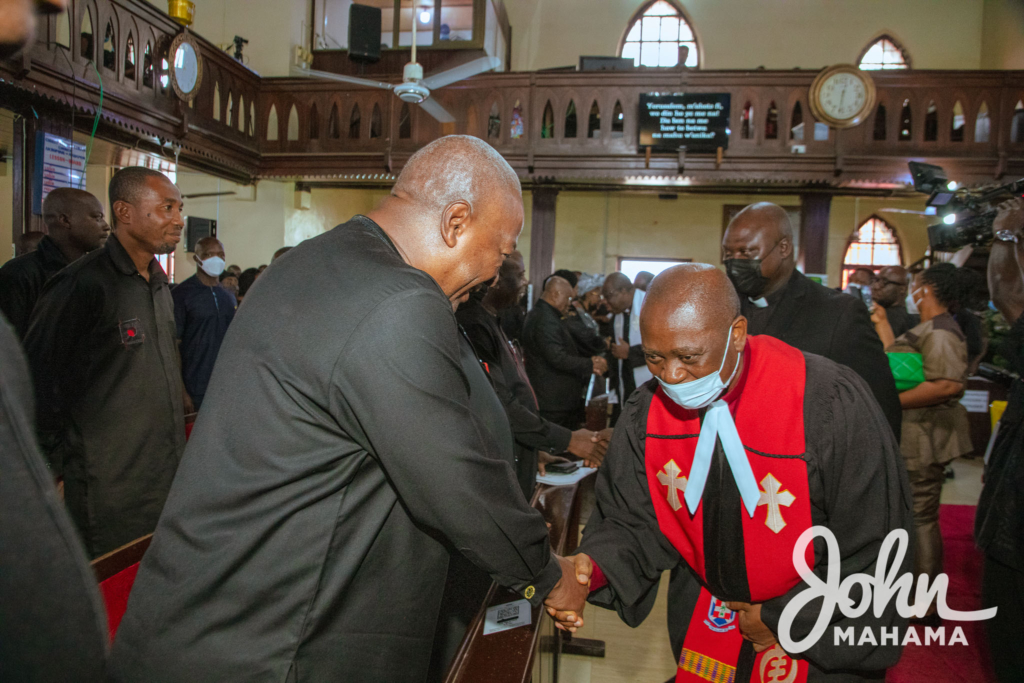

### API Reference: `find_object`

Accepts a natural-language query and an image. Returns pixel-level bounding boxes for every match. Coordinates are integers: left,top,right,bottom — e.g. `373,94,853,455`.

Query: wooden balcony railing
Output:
4,0,1024,188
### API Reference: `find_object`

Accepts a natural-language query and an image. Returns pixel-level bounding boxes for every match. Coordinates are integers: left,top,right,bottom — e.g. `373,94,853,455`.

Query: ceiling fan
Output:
291,5,500,123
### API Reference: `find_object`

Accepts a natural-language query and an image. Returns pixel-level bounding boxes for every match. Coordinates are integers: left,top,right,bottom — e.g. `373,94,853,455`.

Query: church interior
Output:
2,0,1024,682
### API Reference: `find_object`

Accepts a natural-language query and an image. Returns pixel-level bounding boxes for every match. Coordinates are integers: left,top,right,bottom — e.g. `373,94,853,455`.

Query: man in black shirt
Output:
0,188,108,338
25,167,186,558
523,276,608,430
458,253,609,496
722,202,901,439
172,236,236,412
110,136,590,683
871,265,919,339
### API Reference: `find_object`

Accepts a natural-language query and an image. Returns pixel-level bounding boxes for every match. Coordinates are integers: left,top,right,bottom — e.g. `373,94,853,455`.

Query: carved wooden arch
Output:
324,94,344,140
1008,91,1024,146
864,87,893,145
141,24,160,89
535,92,557,141
616,0,703,68
945,89,973,144
969,95,994,144
734,88,760,144
76,0,100,65
121,14,142,87
783,87,807,143
601,89,628,141
98,2,119,74
504,88,530,148
481,90,504,142
856,31,912,70
561,90,582,140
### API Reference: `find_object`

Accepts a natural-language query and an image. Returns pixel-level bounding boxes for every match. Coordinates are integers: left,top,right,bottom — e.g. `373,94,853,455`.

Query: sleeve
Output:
919,328,968,383
172,287,187,340
828,295,903,440
23,274,102,470
462,318,572,454
534,312,594,381
759,366,914,671
627,343,647,370
0,266,35,340
577,391,681,627
565,314,607,356
330,289,562,606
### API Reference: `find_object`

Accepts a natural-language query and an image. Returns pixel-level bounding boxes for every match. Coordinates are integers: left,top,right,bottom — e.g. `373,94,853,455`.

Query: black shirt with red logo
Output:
24,232,185,558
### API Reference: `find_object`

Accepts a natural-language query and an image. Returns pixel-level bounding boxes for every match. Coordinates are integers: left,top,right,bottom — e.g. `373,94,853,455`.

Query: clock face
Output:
818,72,867,122
174,43,199,95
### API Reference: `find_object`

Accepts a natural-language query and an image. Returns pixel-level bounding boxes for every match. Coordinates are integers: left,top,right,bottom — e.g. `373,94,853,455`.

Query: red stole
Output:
645,335,813,683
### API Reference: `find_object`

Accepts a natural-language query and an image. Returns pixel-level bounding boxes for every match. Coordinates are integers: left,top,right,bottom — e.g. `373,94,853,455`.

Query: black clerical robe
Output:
110,216,560,683
579,336,912,682
740,270,902,441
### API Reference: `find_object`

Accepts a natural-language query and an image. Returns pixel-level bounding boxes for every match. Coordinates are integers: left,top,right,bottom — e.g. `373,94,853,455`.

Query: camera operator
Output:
976,197,1024,683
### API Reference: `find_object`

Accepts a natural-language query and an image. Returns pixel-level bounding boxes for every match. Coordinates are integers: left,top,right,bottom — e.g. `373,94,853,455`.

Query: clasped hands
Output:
543,554,778,652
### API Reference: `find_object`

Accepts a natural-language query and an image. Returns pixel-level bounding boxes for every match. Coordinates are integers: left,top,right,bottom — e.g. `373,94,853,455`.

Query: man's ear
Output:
439,200,472,249
779,237,793,259
733,316,748,353
112,199,133,228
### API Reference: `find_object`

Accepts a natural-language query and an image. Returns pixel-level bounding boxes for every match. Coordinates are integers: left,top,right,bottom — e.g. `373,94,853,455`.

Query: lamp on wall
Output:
168,0,195,27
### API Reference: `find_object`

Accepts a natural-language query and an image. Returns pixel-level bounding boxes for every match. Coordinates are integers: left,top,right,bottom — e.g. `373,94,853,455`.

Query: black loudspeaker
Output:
349,4,382,63
186,217,217,253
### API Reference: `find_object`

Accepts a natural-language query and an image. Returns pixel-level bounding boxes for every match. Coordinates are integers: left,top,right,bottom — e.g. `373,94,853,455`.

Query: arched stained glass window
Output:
858,36,910,70
620,0,698,68
842,217,903,288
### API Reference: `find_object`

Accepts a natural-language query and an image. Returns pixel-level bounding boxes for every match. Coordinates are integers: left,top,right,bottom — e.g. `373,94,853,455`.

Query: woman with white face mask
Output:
874,262,973,619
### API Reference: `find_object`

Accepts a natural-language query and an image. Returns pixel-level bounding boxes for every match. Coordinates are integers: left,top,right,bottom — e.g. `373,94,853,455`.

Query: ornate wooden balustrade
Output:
3,0,1024,191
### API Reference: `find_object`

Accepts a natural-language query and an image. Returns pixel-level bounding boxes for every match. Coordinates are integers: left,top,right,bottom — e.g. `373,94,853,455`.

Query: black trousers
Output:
982,554,1024,682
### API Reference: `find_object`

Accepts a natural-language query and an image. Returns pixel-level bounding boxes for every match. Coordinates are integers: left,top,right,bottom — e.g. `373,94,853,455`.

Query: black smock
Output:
579,354,913,681
24,233,185,558
109,216,561,683
457,296,572,496
0,314,107,682
740,269,902,441
171,274,236,407
0,235,69,339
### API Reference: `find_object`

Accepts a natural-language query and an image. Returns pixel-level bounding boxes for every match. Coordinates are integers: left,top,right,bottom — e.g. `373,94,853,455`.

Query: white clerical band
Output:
683,400,761,517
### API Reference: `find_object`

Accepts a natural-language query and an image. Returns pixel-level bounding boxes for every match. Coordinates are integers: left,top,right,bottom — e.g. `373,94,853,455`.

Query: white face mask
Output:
197,255,226,277
656,328,741,410
907,286,924,315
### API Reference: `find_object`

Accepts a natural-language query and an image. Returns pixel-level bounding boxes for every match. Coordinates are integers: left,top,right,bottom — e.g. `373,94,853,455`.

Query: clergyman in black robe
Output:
110,137,588,683
567,265,913,682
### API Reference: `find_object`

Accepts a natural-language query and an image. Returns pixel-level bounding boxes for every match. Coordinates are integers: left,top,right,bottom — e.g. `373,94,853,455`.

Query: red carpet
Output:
886,504,997,683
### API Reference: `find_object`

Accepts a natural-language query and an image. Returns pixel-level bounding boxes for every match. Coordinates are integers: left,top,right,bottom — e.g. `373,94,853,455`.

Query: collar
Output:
106,232,168,285
354,214,400,257
35,235,70,269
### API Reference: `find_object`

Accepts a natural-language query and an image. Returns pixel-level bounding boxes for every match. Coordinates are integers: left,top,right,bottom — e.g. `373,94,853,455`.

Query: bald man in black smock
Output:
110,136,589,683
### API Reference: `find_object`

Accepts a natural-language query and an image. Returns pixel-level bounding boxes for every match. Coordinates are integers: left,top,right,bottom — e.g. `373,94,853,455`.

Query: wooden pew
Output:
444,475,593,683
91,534,153,641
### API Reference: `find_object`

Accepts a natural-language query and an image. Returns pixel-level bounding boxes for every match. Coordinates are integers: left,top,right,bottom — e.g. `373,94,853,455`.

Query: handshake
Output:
542,553,595,633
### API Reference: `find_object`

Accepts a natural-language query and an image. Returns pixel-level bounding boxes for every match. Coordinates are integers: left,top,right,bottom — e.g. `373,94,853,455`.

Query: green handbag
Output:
887,351,925,392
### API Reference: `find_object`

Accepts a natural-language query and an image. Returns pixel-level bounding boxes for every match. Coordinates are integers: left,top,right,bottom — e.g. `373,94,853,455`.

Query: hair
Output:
108,167,171,213
238,267,260,298
920,263,978,311
551,269,578,289
272,246,292,262
219,271,237,282
853,267,876,279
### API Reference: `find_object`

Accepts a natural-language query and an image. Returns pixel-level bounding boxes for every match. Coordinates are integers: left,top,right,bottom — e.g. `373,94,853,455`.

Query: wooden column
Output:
529,186,558,300
799,193,832,276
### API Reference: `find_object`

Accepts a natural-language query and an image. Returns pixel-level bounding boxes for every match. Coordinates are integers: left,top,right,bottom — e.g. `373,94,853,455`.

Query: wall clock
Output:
168,31,203,103
808,64,876,129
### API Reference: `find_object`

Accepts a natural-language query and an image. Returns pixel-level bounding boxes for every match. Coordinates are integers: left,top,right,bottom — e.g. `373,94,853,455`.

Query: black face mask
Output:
724,258,770,298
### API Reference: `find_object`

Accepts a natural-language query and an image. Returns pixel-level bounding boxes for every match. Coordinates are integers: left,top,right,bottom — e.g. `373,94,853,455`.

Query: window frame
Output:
617,0,702,69
840,215,904,288
857,33,912,71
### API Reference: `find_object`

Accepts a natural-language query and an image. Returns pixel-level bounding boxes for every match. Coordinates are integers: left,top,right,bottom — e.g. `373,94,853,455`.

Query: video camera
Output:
908,161,1024,252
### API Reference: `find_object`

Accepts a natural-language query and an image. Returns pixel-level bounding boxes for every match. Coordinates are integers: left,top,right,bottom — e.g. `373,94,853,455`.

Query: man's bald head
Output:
393,135,521,216
634,271,655,292
541,275,574,315
722,202,796,298
41,187,109,255
195,237,224,259
639,264,747,387
602,272,635,314
872,265,911,307
369,135,524,304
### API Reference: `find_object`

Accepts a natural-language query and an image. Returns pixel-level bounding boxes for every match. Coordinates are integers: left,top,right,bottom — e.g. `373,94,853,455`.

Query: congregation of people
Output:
1,137,1023,683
